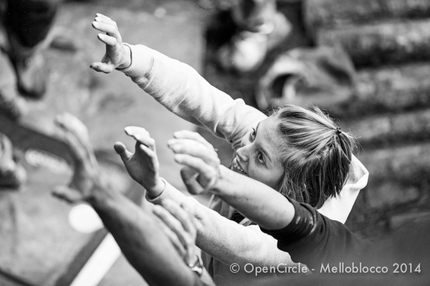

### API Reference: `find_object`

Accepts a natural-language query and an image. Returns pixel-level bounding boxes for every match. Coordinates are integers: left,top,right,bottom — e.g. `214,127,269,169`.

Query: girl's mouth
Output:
231,157,247,175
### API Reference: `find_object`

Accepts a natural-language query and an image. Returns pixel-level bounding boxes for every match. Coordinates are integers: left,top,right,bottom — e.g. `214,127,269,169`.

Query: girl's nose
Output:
236,145,249,162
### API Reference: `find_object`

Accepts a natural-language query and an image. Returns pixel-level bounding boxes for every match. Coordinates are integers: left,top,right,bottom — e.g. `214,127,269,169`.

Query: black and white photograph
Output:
0,0,429,285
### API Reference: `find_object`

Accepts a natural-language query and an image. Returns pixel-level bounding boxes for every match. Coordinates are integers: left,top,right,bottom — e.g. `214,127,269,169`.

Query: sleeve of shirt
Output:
260,198,371,270
121,44,267,149
146,180,295,267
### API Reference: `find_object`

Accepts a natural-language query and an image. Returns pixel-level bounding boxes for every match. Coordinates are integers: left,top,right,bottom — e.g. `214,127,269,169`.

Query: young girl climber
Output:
90,13,369,284
166,127,373,272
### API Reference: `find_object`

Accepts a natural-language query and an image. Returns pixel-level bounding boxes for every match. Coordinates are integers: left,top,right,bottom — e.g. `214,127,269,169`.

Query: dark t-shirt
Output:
261,198,372,271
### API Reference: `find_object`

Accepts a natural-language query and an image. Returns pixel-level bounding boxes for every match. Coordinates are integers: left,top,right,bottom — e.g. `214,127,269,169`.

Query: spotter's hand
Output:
167,130,221,195
153,199,202,266
52,113,101,203
90,13,130,73
114,126,164,198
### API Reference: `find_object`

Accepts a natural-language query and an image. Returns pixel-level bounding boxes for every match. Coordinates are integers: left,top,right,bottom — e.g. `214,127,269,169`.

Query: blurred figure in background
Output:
0,0,58,118
0,44,26,120
0,0,59,189
216,0,291,72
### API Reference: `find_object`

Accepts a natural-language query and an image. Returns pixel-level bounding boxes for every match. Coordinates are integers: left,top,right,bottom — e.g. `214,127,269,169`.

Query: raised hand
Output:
167,130,221,195
90,13,130,73
114,126,164,198
153,199,202,269
52,113,102,203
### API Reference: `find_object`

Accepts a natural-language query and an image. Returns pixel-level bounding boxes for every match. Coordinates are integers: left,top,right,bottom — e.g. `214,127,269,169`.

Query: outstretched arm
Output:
215,166,295,230
90,13,266,148
116,127,296,267
168,132,295,231
90,187,206,286
52,113,209,286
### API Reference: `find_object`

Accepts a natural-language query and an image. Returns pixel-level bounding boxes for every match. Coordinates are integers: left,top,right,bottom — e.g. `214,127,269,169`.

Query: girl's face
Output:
231,117,284,189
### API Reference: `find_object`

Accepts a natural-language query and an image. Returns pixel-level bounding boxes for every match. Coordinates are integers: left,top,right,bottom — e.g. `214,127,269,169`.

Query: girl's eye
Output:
249,128,256,142
257,152,265,164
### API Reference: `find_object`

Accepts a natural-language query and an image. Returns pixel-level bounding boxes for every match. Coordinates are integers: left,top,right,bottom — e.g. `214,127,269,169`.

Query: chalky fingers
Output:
168,138,219,166
173,130,216,151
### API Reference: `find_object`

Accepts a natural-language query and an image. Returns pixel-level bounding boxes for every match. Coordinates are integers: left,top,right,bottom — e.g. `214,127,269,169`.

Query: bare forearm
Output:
212,166,295,230
89,186,198,286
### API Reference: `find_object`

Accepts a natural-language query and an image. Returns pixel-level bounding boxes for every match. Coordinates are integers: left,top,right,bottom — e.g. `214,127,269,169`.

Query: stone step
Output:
316,19,430,67
358,142,430,184
328,63,430,118
353,143,430,217
363,180,422,210
343,109,430,147
305,0,430,35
